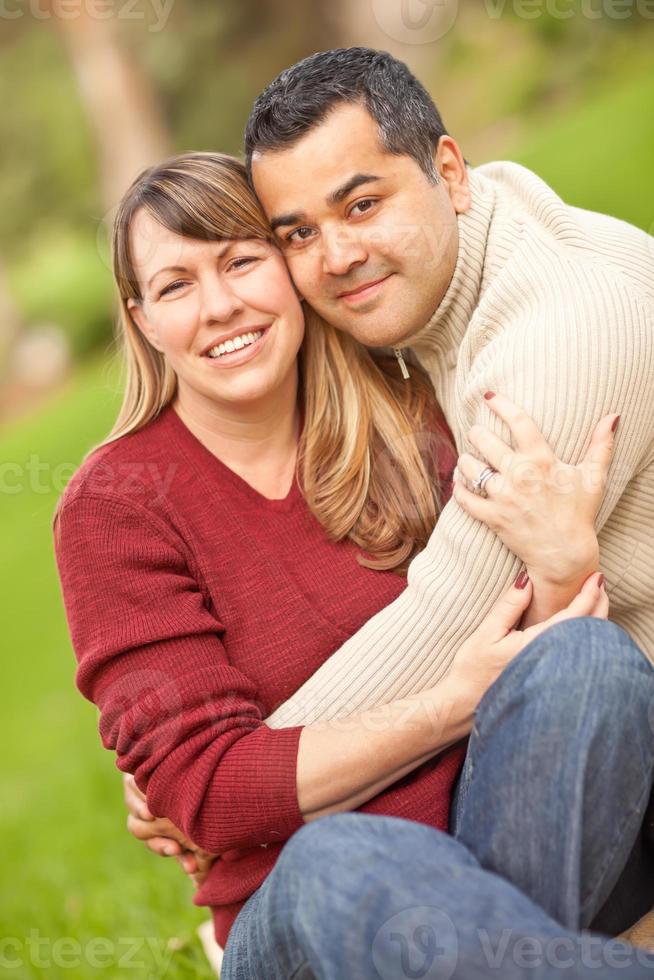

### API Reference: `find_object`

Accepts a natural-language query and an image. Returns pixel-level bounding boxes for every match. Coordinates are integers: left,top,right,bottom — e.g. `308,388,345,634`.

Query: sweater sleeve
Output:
52,492,305,853
267,271,654,728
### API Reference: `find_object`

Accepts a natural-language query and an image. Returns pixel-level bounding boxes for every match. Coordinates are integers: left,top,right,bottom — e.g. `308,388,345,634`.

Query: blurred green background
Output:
1,1,652,976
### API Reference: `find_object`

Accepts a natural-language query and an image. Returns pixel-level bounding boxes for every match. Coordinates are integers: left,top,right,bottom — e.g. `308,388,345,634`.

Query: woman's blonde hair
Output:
98,151,452,573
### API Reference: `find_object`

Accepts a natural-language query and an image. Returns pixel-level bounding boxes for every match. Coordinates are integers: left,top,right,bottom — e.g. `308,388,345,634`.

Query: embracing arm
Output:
53,493,305,853
52,492,482,847
267,286,654,729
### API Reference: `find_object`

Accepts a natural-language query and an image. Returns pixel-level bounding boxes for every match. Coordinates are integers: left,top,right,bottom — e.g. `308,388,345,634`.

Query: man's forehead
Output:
251,117,400,224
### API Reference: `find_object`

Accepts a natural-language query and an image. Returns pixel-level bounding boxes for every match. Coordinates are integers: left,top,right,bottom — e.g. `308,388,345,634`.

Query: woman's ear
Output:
127,298,162,353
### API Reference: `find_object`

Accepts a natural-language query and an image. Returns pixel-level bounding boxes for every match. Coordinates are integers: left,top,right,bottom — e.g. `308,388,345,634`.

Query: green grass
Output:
512,64,654,232
0,351,215,979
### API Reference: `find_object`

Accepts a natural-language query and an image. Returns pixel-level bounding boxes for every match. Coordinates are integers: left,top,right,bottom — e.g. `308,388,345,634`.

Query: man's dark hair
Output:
244,47,448,185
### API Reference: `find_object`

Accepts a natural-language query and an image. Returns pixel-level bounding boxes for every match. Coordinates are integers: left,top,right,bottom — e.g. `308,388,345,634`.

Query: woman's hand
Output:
447,569,608,699
123,773,217,888
453,393,618,588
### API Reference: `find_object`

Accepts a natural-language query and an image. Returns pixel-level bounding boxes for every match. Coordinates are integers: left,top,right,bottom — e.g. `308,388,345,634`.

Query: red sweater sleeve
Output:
52,492,305,854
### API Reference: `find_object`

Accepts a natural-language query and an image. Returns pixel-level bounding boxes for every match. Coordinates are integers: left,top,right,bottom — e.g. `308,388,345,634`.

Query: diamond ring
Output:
471,466,497,496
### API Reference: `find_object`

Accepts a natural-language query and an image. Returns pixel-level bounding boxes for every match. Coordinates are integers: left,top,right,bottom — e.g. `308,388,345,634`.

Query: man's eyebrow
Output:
327,173,381,206
270,212,306,234
269,174,382,234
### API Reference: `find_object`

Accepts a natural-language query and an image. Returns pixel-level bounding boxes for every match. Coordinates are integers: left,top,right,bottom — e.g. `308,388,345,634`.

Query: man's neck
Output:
404,167,497,358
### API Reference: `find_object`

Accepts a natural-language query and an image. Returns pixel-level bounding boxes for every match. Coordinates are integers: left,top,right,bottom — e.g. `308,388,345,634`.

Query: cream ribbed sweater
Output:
267,161,654,728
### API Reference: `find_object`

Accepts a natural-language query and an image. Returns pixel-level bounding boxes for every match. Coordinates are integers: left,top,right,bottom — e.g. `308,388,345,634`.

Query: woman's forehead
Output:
129,209,270,273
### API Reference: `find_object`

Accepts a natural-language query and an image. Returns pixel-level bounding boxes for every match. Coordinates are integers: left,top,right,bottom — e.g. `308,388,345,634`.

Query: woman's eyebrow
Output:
147,265,186,290
147,242,241,288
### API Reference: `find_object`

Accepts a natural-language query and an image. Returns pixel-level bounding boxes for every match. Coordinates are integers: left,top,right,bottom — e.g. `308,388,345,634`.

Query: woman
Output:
53,152,634,977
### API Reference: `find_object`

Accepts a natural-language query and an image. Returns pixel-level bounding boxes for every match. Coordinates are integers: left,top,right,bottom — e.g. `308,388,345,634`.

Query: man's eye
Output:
160,280,186,298
349,198,377,217
287,226,315,244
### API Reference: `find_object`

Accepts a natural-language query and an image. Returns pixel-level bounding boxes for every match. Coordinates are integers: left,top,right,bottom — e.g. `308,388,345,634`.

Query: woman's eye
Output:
350,198,377,217
287,226,315,244
159,280,186,298
228,257,258,271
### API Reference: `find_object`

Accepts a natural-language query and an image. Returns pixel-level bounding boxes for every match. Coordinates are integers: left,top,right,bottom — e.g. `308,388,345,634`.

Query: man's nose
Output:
199,277,243,322
321,226,368,277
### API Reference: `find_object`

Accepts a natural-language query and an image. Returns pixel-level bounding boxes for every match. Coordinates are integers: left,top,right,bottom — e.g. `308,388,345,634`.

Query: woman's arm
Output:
122,570,606,858
296,571,607,821
53,491,306,855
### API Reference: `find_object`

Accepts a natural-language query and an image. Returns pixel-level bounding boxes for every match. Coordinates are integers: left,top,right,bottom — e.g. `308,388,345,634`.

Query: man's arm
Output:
267,280,654,729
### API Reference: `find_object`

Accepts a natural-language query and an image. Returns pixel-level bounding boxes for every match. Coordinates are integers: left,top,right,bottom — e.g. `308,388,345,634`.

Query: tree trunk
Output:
49,10,171,211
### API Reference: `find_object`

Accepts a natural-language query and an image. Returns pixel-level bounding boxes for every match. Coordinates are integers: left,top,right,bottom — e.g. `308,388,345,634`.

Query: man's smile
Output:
337,273,394,305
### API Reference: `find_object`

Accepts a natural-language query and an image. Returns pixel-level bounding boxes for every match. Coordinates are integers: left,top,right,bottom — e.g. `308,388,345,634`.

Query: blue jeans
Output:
221,618,654,979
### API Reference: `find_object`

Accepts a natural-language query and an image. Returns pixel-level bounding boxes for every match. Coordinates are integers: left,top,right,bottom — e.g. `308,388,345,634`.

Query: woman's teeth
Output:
206,330,263,359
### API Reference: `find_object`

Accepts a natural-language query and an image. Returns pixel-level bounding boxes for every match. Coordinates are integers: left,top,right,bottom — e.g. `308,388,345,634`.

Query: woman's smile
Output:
201,324,273,369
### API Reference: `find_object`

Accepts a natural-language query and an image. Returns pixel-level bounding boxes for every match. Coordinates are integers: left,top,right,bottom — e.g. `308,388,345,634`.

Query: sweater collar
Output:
404,167,497,359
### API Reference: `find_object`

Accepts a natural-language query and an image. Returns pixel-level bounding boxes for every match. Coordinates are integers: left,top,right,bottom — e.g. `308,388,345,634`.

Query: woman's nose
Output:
199,278,244,322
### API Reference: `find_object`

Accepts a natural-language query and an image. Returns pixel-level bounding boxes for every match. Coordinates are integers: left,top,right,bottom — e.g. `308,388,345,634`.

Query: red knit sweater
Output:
52,402,466,947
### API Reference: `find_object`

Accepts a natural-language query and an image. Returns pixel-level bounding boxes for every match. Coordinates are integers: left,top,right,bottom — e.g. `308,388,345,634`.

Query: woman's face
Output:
127,207,305,411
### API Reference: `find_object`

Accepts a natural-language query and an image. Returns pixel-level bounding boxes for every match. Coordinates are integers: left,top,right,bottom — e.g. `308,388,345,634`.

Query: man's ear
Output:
434,136,471,215
127,298,162,353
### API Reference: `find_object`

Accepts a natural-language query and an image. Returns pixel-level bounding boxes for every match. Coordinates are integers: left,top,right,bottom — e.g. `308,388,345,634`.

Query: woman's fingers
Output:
482,571,533,640
466,425,512,474
483,393,552,456
127,812,186,845
457,452,502,497
523,573,607,643
580,414,619,489
452,477,495,523
123,772,154,821
126,812,183,856
177,852,199,874
146,836,183,857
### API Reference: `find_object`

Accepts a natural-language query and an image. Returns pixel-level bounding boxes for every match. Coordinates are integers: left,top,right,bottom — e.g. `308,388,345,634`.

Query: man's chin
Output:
339,317,417,350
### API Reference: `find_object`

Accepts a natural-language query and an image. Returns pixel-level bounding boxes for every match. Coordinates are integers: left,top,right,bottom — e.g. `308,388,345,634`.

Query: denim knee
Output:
475,617,653,732
277,812,474,882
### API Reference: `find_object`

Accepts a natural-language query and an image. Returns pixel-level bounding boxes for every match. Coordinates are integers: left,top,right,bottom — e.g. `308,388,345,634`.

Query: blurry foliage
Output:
8,230,115,357
0,27,97,249
0,3,651,366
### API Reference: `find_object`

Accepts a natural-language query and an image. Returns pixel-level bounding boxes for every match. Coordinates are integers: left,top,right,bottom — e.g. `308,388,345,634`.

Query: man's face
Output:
251,102,471,348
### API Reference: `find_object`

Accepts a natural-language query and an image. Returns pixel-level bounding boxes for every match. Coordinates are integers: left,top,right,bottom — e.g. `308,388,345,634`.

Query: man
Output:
128,48,654,976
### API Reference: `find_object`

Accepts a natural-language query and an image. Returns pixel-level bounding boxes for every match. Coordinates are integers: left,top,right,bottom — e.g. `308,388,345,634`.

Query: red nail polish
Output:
514,569,530,589
484,392,496,400
597,573,605,588
611,416,620,433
